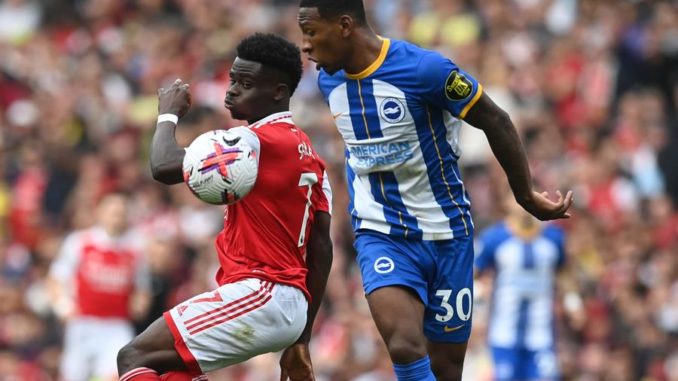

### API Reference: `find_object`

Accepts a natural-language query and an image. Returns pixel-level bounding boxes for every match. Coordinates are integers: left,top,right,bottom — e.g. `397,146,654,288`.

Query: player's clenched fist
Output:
157,78,192,118
280,343,315,381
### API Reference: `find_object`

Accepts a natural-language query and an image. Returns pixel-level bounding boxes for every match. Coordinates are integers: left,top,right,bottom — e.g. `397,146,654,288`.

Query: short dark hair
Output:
235,33,303,96
299,0,367,25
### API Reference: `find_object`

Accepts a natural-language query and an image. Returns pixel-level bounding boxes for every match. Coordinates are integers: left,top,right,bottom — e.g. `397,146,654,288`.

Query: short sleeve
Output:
544,224,566,268
313,170,332,214
134,252,151,292
474,224,508,272
49,233,82,282
417,51,483,119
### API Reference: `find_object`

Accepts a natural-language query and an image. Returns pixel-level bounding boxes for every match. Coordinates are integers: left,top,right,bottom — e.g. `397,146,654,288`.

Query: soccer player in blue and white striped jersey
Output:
476,198,566,381
295,1,573,380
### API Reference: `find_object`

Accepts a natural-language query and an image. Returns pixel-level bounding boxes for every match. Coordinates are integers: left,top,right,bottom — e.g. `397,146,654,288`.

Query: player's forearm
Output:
483,114,534,204
297,247,332,344
150,122,185,185
47,277,75,320
130,291,151,320
297,214,333,344
465,95,534,205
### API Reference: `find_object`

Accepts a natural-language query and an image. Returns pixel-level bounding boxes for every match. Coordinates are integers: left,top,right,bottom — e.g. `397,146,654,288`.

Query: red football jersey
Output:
50,227,149,319
215,112,331,300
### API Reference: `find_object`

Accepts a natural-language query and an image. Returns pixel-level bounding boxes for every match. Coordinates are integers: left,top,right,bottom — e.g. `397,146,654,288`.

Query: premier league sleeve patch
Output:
445,71,473,101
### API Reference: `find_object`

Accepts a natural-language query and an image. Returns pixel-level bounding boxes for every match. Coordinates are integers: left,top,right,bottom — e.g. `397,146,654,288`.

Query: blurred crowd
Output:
0,0,677,380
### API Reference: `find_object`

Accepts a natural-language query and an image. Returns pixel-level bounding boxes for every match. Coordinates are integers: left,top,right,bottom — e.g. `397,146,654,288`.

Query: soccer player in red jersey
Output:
49,192,151,381
117,33,333,381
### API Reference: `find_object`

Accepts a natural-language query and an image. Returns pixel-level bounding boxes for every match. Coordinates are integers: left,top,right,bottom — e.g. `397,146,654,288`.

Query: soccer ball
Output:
183,129,258,205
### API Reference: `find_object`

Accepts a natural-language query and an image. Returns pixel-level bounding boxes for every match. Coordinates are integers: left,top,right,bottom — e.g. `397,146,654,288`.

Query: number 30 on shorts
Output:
434,288,472,322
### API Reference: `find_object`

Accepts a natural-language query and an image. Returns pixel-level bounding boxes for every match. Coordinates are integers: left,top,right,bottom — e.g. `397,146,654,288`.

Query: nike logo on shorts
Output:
444,324,465,333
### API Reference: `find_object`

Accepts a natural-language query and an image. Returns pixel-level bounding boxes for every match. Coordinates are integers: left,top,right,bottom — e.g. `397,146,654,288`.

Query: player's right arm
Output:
48,233,82,320
150,79,192,185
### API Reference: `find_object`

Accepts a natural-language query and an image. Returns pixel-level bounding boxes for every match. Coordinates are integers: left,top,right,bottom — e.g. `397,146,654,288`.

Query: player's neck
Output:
247,105,289,125
505,216,541,240
344,29,383,75
101,225,124,238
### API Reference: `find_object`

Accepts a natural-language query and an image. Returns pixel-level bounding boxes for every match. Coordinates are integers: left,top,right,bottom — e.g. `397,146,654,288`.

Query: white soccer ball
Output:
183,129,258,205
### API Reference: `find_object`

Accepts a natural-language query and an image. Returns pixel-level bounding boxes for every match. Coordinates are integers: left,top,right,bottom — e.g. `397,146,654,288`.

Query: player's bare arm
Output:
464,93,573,220
150,78,192,185
280,211,332,381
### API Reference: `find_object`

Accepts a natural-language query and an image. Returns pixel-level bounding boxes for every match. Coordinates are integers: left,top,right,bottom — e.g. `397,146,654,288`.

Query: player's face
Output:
298,7,351,75
97,194,129,235
225,58,278,123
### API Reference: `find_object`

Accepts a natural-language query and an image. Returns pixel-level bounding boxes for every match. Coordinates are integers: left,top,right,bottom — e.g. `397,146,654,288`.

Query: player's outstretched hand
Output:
520,190,573,221
158,78,192,118
280,343,314,381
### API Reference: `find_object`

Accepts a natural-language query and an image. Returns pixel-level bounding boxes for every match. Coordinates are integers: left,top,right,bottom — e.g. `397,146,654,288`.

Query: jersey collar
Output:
345,37,391,80
249,111,294,128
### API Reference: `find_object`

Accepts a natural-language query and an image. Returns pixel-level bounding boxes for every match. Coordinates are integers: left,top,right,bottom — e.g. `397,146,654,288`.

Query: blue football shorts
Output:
354,229,475,343
491,346,560,380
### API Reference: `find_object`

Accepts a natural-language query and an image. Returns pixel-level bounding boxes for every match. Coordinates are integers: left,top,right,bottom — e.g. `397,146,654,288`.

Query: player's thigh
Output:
354,231,431,345
365,286,426,342
167,278,307,373
94,322,135,379
60,322,91,381
121,314,187,373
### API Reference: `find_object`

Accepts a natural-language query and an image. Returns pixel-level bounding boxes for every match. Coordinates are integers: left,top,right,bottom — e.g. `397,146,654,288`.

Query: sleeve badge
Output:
445,71,473,101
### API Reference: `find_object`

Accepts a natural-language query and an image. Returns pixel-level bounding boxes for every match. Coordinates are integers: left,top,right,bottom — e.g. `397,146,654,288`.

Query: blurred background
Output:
0,0,677,380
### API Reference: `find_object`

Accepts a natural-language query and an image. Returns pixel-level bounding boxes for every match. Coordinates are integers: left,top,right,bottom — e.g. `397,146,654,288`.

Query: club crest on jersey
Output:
445,71,473,100
379,98,406,124
374,256,395,274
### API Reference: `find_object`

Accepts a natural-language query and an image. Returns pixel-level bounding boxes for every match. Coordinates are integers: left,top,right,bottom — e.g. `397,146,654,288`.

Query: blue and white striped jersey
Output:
475,222,566,350
318,38,483,240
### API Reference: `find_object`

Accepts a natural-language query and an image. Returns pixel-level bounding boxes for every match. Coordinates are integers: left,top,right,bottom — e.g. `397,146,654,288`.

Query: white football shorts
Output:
164,278,307,373
60,317,135,381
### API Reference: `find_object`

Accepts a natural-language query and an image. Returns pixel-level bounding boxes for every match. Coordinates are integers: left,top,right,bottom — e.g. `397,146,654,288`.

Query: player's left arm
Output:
130,251,152,321
465,95,572,220
297,211,332,345
280,176,333,381
418,52,572,221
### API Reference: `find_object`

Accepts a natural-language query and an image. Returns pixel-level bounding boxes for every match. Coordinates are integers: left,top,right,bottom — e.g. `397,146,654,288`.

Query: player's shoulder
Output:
385,39,462,94
249,112,295,130
62,228,92,245
542,223,565,242
479,221,512,243
298,131,326,168
248,112,297,139
388,38,432,58
385,39,451,65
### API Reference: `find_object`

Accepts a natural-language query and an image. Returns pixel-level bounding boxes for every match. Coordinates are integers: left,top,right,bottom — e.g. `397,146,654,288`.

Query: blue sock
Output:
393,355,436,381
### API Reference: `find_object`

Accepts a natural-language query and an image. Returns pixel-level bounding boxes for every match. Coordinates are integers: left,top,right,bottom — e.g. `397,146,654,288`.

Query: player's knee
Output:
385,335,427,364
117,339,147,374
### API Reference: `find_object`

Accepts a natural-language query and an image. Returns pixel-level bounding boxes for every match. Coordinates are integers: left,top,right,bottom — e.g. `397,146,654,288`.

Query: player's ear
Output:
338,15,354,38
273,83,289,101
